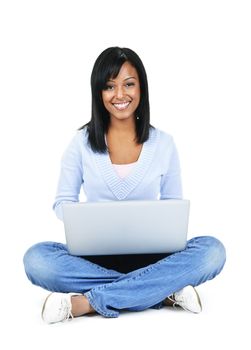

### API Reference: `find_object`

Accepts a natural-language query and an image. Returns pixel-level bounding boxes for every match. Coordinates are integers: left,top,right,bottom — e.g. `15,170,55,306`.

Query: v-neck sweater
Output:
53,126,183,221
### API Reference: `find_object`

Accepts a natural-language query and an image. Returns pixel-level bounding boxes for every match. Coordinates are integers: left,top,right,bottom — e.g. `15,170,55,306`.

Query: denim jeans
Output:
23,236,226,318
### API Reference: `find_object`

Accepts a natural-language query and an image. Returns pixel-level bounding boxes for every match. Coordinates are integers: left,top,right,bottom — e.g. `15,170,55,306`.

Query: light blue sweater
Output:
53,126,183,221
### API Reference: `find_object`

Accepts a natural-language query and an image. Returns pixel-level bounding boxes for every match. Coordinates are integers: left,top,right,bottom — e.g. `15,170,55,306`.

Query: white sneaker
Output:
165,285,202,313
41,292,82,324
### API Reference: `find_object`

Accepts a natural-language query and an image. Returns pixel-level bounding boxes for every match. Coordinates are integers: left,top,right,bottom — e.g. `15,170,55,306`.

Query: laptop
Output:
62,199,190,256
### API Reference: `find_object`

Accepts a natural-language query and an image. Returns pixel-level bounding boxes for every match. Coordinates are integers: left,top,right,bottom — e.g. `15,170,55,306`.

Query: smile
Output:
112,102,131,110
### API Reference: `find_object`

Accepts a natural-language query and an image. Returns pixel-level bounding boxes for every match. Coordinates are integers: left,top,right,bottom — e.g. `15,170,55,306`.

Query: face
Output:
101,61,141,123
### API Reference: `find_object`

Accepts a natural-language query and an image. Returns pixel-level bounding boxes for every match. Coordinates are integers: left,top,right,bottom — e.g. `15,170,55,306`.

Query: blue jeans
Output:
23,236,226,318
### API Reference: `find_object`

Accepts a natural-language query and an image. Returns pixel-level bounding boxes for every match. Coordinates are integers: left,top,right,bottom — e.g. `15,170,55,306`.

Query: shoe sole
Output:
41,292,53,321
188,286,202,313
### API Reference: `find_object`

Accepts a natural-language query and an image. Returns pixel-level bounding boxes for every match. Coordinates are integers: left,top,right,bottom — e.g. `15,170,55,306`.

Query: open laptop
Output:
62,199,190,256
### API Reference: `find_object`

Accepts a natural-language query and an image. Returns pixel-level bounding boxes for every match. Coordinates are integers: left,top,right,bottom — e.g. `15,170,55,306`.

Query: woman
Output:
23,47,226,324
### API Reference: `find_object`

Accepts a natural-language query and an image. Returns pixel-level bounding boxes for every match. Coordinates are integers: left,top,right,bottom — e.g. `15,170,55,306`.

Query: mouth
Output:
112,101,131,111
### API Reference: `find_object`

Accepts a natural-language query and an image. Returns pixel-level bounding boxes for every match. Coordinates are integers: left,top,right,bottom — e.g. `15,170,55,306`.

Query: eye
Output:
103,85,114,91
126,82,135,87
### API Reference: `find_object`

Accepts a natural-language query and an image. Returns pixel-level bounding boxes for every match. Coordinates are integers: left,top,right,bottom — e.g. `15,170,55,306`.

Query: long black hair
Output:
79,46,154,153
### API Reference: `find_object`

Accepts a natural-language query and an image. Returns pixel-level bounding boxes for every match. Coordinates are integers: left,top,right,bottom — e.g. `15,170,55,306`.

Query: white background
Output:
0,0,250,349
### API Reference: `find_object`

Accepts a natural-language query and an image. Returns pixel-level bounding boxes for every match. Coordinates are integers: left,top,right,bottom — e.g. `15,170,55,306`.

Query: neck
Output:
108,116,136,136
106,118,138,144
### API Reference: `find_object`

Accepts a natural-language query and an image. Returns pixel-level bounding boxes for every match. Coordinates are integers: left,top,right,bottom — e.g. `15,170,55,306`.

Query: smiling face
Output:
101,61,141,123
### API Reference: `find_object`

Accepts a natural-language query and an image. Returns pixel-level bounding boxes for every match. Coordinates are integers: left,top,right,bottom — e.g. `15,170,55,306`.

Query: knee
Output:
23,241,66,285
189,235,226,275
204,236,226,265
23,242,48,282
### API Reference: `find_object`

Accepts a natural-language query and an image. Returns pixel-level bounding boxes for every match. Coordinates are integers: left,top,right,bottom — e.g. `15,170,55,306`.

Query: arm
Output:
160,138,183,200
52,133,83,221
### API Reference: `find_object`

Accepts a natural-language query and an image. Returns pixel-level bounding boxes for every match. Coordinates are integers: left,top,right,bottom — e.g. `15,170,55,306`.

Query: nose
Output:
115,85,125,99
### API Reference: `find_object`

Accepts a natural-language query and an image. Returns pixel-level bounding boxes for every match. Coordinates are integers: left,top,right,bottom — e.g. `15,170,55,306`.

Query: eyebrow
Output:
108,76,137,82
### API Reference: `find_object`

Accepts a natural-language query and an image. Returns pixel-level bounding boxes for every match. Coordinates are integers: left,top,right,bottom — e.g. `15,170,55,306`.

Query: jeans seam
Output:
87,253,191,316
91,265,155,292
90,252,179,294
81,259,118,275
52,242,117,276
85,291,117,318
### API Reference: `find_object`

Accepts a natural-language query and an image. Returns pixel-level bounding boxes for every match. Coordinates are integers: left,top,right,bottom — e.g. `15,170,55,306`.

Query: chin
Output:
113,114,135,121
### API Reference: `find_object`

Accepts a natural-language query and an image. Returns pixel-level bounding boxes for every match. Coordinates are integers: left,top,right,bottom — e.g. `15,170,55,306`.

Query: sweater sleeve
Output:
160,137,183,200
52,132,83,221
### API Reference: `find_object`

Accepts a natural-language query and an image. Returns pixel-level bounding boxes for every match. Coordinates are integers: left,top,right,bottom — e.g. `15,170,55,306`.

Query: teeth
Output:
113,102,130,110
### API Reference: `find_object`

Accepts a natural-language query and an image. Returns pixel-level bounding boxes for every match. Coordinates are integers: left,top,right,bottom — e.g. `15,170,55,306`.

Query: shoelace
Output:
167,295,180,309
167,294,178,308
59,299,74,322
167,293,194,312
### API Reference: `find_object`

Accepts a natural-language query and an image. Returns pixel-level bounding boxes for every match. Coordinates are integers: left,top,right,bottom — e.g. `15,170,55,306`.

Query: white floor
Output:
3,248,249,350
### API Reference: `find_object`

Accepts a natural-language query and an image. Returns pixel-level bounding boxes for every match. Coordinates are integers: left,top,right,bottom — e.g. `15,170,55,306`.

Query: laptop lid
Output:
62,199,190,256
